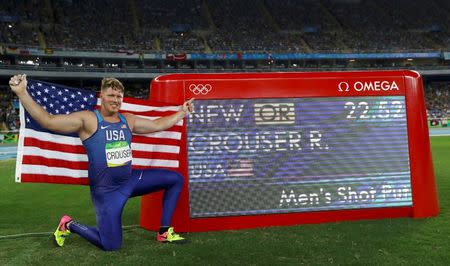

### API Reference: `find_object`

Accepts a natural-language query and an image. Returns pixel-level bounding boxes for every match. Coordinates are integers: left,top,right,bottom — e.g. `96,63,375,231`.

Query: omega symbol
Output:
338,82,350,92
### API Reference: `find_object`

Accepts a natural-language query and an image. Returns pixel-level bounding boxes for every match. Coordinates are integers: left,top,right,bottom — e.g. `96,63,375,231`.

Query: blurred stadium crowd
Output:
0,86,18,131
1,0,450,130
426,81,450,121
2,80,450,131
0,0,449,53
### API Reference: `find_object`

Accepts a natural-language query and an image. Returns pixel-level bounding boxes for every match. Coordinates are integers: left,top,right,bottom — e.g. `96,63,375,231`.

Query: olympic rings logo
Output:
189,84,212,95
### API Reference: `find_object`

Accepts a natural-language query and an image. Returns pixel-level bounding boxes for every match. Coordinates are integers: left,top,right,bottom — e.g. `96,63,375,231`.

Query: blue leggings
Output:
69,168,183,251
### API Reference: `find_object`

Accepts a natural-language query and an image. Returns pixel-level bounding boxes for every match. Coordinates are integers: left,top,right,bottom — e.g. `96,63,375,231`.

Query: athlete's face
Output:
101,87,123,114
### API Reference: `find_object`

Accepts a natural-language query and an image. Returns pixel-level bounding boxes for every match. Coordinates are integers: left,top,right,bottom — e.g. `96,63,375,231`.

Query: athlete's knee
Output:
101,240,122,251
99,233,122,251
169,171,184,187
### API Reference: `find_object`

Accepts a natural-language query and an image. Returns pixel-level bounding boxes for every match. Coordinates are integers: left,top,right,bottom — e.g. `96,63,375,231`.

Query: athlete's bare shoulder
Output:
121,112,136,130
77,110,99,140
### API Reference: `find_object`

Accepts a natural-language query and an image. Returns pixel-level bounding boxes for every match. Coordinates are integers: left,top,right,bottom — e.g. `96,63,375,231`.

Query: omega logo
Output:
338,82,350,92
338,81,399,92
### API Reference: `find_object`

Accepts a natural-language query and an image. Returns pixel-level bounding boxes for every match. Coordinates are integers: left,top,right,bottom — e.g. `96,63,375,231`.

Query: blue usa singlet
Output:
82,110,133,192
69,109,183,251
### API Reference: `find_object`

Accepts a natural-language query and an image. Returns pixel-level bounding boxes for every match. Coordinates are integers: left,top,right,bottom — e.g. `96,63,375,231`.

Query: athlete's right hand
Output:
9,74,28,95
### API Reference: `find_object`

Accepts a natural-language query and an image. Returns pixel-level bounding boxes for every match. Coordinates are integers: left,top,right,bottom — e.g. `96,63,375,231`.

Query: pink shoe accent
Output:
58,215,72,232
156,231,168,242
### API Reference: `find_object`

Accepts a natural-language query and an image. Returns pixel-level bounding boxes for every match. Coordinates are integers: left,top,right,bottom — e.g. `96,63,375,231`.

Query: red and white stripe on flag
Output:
15,97,183,185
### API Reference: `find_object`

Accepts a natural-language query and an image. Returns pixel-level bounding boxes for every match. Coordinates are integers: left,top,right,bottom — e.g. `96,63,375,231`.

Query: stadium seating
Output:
0,0,449,129
426,81,450,119
1,0,449,52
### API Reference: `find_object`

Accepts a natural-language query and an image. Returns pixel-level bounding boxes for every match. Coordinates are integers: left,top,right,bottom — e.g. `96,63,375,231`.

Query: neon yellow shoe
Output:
156,227,186,244
53,215,72,247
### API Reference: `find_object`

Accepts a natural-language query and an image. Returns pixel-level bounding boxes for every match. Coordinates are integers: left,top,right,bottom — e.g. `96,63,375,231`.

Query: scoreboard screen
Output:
187,97,412,218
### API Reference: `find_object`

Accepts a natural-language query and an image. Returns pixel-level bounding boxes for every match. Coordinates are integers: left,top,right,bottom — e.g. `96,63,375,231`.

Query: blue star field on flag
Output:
25,80,98,136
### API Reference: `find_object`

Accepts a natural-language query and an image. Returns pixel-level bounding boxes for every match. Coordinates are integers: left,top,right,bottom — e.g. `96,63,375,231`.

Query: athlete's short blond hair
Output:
101,77,124,93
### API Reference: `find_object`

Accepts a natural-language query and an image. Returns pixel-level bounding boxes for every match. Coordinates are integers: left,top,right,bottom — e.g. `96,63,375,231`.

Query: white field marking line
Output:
0,225,140,239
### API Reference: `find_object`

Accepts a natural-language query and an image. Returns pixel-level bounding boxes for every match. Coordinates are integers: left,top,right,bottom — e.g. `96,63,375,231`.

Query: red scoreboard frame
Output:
140,70,439,232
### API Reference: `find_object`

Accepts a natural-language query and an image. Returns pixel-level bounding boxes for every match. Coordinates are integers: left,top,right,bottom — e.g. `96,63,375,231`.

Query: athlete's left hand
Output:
182,98,195,115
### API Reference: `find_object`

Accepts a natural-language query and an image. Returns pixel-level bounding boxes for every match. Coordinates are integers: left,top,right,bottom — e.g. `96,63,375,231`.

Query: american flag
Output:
15,80,183,185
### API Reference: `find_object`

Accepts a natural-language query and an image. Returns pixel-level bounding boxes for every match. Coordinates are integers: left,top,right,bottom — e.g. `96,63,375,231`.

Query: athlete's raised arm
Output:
9,74,89,134
125,98,194,134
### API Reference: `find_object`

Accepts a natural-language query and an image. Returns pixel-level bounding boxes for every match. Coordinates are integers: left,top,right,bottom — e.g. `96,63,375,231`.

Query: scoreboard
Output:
140,71,439,232
187,97,411,217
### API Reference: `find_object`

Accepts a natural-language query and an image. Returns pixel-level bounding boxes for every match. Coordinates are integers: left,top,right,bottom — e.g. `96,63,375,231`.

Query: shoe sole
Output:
158,239,188,244
52,234,62,247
